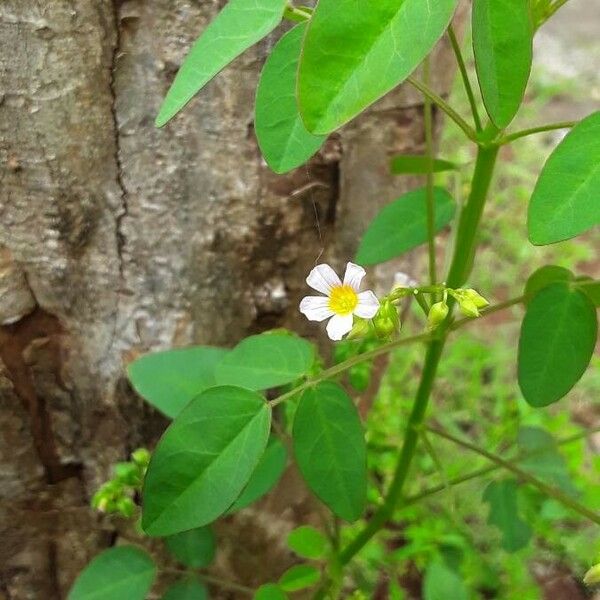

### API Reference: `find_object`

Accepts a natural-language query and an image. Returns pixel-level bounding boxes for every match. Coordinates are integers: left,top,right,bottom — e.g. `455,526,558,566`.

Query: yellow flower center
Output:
328,285,358,315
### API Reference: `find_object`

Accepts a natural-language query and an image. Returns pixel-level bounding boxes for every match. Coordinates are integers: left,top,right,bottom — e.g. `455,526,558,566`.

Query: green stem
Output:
338,143,500,566
405,425,600,505
446,145,499,288
448,25,483,132
283,3,312,22
427,425,600,526
407,75,477,141
498,121,576,145
423,57,437,288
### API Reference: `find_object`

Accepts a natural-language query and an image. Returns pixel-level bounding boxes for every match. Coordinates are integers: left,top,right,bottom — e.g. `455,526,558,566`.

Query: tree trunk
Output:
0,1,460,597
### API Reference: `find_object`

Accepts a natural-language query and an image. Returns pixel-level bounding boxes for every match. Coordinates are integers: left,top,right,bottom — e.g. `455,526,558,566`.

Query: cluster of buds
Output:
91,448,150,518
428,288,489,330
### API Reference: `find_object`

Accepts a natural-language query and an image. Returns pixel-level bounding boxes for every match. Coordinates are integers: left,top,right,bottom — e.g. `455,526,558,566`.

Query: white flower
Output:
299,263,380,341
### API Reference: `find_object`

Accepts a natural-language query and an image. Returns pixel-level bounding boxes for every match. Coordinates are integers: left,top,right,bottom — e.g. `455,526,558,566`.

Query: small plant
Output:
69,1,600,598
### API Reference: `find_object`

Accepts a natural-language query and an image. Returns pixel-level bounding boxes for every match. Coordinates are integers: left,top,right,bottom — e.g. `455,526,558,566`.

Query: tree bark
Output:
0,1,460,597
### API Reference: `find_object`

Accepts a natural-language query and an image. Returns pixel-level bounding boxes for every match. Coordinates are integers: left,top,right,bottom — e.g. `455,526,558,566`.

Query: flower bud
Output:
131,448,151,467
428,301,449,329
347,317,370,339
372,300,400,339
458,298,480,318
116,497,136,519
462,288,489,309
584,564,600,586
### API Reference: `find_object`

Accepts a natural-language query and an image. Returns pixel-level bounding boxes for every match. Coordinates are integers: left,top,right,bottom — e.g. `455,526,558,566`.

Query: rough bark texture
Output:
0,1,459,597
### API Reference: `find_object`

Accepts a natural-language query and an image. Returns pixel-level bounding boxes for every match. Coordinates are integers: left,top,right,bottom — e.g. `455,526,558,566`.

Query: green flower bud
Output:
114,462,140,486
347,317,370,339
584,564,600,586
131,448,151,467
116,497,136,519
458,298,480,318
372,300,400,339
428,301,449,329
463,288,489,309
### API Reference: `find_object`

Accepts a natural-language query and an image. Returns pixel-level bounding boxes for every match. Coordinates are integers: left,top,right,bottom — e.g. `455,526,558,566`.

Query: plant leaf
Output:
390,155,458,175
356,187,456,266
524,265,574,303
165,526,216,568
228,436,287,513
287,526,328,560
518,282,597,407
298,0,459,134
142,386,271,536
162,578,208,600
517,427,577,495
67,546,156,600
423,560,468,600
472,0,533,129
128,346,228,418
278,565,320,592
155,0,288,127
255,24,325,173
293,381,366,522
483,479,532,552
578,280,600,306
528,111,600,244
254,584,288,600
215,333,314,390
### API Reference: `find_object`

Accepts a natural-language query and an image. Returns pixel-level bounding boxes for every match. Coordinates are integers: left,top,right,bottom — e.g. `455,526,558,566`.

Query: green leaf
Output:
142,386,271,536
293,381,367,522
68,546,156,600
472,0,533,129
128,346,228,418
517,427,577,495
278,565,320,592
578,280,600,306
215,333,314,390
390,155,458,175
298,0,459,134
518,282,598,407
483,479,532,552
255,24,325,173
165,526,216,568
162,578,208,600
254,584,288,600
584,564,600,586
155,0,288,127
228,436,287,513
355,187,456,266
529,111,600,244
287,526,328,560
423,560,468,600
524,265,574,303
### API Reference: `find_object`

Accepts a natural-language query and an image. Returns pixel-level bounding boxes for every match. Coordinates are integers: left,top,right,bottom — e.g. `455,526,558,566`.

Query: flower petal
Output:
326,313,354,341
354,290,380,319
299,296,334,322
343,262,366,291
306,264,341,295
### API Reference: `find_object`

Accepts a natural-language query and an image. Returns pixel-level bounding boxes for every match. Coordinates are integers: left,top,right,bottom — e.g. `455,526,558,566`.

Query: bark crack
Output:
109,0,127,284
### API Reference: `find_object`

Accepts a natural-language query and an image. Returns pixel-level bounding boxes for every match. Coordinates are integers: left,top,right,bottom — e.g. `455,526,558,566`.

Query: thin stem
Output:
407,75,477,142
271,292,522,410
338,143,500,566
406,425,600,505
423,57,437,287
447,25,482,132
498,121,576,145
283,3,312,22
162,568,254,596
270,332,432,408
427,425,600,526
